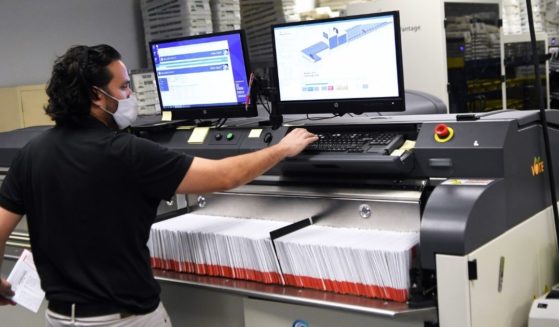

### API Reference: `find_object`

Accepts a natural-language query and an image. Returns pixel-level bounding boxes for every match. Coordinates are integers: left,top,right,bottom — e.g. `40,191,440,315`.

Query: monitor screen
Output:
149,30,257,121
272,11,405,115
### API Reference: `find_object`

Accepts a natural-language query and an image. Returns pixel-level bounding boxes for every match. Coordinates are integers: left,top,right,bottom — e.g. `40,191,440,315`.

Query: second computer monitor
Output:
272,11,405,115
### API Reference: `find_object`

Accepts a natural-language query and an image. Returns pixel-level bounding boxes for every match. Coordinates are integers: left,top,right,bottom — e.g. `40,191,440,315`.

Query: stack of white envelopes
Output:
274,225,418,302
149,213,418,302
149,213,288,283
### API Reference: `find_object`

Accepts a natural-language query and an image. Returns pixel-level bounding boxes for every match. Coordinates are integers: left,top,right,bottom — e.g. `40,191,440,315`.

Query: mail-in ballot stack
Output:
274,225,418,302
149,214,288,284
148,213,418,302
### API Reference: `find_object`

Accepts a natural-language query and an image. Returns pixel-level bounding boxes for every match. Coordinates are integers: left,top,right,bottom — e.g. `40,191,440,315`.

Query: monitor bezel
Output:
271,11,406,115
149,29,257,121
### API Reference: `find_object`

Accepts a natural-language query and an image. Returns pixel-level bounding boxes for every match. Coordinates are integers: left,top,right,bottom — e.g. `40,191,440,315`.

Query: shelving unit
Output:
445,0,504,113
502,33,549,110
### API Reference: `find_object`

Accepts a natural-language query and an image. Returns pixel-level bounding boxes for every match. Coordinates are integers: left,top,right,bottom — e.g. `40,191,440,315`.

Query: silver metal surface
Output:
229,183,423,202
153,270,438,323
193,184,423,232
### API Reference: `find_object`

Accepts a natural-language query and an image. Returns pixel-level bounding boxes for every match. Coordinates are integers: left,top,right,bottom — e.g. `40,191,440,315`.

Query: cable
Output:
215,118,227,129
192,118,225,128
258,93,271,114
305,113,343,121
526,0,559,252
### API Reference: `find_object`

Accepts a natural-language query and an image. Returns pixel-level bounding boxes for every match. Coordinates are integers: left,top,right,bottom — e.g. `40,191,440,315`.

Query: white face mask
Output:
95,88,139,129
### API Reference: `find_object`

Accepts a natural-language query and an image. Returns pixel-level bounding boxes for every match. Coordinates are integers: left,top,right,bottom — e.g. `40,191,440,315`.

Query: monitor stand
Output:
194,120,215,127
258,103,283,130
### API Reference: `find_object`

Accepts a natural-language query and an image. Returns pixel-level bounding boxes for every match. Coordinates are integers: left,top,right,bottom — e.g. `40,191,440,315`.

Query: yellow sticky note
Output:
390,140,416,156
248,129,263,138
161,111,172,121
188,127,210,144
400,140,416,151
390,149,406,157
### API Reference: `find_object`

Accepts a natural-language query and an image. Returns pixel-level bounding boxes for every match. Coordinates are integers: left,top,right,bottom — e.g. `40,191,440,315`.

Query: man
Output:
0,44,317,326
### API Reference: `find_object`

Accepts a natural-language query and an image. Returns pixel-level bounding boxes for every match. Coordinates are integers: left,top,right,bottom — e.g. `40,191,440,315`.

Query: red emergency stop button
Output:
434,123,454,143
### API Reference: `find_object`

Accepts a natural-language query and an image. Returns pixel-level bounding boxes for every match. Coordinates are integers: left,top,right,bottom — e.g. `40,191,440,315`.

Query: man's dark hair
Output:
45,44,121,126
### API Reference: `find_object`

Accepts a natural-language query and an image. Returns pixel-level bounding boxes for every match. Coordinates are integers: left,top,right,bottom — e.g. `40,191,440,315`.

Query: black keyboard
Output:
305,132,405,155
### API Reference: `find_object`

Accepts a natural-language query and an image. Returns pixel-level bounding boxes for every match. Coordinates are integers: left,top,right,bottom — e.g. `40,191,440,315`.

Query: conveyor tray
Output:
153,269,438,323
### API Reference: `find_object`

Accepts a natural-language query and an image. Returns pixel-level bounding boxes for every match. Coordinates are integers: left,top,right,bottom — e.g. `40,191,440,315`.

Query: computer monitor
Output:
149,30,257,121
271,11,405,115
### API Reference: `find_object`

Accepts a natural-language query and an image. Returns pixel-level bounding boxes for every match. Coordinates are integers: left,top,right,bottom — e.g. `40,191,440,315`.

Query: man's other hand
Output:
0,279,15,305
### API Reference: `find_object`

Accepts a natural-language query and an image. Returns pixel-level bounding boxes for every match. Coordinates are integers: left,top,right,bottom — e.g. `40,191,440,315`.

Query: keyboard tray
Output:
283,151,414,175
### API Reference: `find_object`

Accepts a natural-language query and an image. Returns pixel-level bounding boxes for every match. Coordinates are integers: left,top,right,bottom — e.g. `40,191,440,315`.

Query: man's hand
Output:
277,128,318,158
0,279,15,305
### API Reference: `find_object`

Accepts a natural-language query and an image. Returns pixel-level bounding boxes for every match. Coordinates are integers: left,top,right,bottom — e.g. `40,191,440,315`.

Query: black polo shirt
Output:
0,117,192,313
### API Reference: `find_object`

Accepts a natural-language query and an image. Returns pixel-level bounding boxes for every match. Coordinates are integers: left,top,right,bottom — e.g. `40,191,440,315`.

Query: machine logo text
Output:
531,157,545,176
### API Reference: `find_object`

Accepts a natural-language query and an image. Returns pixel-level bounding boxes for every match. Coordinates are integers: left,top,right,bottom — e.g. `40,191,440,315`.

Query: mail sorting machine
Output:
141,109,559,327
1,110,559,326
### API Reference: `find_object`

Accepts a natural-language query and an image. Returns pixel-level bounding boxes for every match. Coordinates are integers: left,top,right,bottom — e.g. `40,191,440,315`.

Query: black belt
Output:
48,301,133,318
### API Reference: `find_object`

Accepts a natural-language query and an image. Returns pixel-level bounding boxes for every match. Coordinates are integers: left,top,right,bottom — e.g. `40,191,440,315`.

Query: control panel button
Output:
434,123,454,143
215,133,222,140
263,132,273,143
226,132,235,141
435,124,449,138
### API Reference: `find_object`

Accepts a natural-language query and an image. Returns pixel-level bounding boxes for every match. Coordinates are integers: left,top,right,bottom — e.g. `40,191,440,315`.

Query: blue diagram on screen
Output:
302,22,390,62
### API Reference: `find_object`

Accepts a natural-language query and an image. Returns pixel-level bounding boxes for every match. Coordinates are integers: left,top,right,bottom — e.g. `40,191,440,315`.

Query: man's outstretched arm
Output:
176,128,318,194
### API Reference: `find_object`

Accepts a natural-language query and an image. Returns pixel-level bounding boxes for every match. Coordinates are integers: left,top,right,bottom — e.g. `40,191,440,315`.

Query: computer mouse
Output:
263,132,273,144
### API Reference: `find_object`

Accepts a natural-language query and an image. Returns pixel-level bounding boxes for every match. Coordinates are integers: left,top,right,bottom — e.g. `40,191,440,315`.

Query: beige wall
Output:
0,87,21,132
0,84,53,132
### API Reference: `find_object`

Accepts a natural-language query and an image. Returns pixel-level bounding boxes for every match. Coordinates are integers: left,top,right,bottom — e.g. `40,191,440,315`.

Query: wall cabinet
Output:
0,84,53,132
